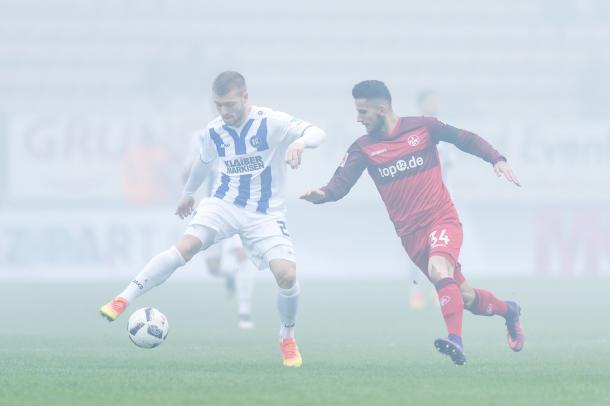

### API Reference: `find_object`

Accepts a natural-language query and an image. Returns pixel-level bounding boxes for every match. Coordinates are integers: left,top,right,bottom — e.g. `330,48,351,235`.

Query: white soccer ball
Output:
127,307,169,349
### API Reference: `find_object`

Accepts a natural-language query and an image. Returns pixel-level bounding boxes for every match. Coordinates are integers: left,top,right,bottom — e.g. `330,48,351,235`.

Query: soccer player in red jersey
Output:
301,80,524,365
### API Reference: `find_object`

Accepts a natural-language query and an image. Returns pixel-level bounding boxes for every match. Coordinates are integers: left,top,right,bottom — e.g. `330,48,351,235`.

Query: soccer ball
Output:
127,307,169,349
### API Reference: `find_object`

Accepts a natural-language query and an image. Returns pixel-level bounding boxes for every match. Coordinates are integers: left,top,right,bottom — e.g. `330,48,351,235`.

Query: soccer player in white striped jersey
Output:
100,71,326,367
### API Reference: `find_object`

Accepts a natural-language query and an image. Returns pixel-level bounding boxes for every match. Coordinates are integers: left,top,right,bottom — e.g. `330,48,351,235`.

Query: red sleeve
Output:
428,119,506,165
319,142,367,203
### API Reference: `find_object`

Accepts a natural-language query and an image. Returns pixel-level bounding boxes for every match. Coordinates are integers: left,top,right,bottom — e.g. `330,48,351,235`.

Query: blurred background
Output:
1,0,609,281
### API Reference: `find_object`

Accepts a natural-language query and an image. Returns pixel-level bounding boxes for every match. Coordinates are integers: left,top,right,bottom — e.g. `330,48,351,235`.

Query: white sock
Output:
236,260,255,316
277,282,300,339
119,246,186,302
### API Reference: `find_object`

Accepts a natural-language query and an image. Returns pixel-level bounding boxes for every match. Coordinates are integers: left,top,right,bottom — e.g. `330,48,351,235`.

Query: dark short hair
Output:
352,80,392,103
213,71,247,96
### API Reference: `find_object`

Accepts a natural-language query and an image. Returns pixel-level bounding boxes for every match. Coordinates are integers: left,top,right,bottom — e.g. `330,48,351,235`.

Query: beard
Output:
367,116,385,137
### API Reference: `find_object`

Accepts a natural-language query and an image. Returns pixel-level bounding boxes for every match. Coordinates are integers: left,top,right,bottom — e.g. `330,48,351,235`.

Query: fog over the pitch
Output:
0,0,608,280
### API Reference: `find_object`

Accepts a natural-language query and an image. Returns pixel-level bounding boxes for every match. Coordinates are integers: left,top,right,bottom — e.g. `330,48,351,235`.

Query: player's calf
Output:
434,278,464,338
100,241,192,323
463,287,525,352
269,258,297,289
459,283,477,309
175,235,204,262
464,288,508,317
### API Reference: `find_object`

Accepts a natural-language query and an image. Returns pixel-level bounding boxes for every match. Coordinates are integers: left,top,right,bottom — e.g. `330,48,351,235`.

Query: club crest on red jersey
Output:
407,134,421,146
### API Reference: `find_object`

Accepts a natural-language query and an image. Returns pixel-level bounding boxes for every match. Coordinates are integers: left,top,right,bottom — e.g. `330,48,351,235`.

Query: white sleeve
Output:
182,158,213,198
184,133,201,167
181,130,218,198
199,129,219,164
181,132,206,184
299,125,326,148
268,110,314,146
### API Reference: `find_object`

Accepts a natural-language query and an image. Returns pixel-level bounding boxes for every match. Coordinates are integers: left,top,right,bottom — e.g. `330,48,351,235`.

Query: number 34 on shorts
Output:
429,229,450,248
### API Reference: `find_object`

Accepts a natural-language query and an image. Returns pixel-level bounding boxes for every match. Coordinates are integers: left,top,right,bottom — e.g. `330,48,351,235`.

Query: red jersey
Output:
319,117,505,236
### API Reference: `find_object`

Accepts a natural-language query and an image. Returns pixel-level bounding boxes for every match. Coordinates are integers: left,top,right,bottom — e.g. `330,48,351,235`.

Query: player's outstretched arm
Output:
285,126,326,169
300,143,367,205
430,119,521,187
299,189,327,204
493,160,521,187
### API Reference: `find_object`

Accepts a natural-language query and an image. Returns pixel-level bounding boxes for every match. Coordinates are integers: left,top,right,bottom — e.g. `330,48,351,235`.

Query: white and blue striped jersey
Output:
196,106,312,215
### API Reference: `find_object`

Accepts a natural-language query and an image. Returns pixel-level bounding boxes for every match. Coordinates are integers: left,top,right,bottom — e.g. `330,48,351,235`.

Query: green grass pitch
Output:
1,278,608,405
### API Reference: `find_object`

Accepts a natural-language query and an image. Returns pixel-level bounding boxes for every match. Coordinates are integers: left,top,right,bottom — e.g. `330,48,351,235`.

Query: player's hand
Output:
175,196,195,219
299,189,326,204
494,160,521,187
285,139,305,169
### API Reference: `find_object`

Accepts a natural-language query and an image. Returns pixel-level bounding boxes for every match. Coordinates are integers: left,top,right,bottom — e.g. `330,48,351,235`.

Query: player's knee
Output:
461,285,476,308
276,269,297,289
427,256,453,283
270,259,297,289
184,225,217,251
175,236,202,262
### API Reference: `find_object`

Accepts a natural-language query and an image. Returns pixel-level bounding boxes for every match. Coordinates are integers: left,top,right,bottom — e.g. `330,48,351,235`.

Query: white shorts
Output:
185,198,296,269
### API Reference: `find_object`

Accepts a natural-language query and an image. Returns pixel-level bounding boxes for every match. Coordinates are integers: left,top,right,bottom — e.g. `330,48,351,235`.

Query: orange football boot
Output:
280,338,303,368
100,297,128,322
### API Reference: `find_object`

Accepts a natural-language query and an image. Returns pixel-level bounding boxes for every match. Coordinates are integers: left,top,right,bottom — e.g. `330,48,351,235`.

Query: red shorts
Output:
400,208,465,284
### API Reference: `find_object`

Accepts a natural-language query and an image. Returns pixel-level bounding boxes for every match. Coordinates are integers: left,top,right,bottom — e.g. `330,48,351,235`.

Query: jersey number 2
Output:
277,221,290,237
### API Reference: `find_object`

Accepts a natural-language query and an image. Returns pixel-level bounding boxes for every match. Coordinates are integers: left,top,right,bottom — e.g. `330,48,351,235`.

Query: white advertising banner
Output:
4,115,196,204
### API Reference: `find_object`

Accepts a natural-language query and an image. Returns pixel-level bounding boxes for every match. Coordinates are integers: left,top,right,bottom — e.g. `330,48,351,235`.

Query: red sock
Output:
469,288,508,317
435,278,464,337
